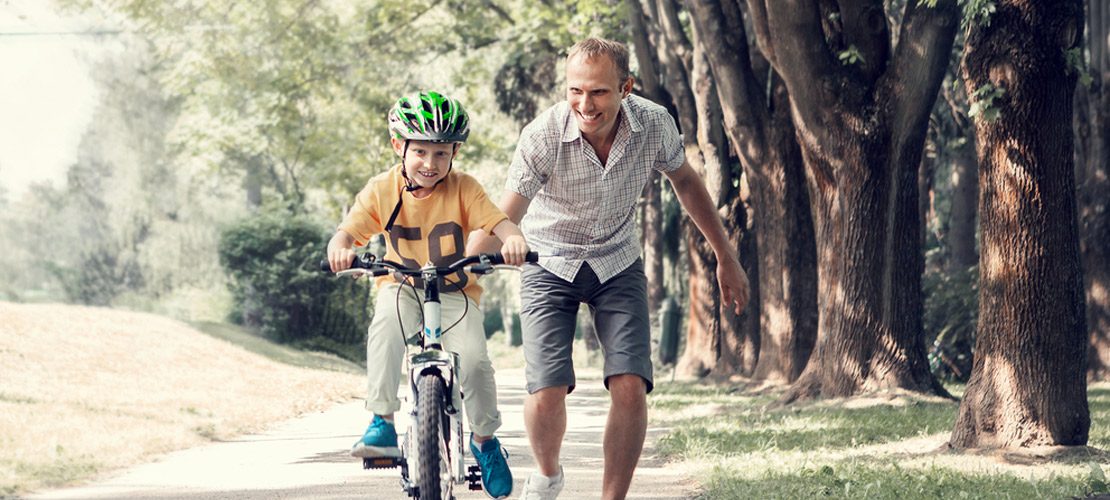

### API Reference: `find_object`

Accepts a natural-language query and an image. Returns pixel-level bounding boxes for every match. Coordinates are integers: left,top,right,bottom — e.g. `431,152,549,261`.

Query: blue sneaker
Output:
470,435,513,499
351,415,400,458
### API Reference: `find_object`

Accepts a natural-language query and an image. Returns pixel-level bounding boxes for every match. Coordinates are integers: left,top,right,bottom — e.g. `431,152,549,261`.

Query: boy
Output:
326,91,527,499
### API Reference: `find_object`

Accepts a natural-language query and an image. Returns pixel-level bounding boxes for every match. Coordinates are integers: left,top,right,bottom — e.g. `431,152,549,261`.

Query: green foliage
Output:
960,0,996,30
1065,47,1094,88
968,83,1004,122
491,0,625,126
923,266,978,382
1089,462,1109,495
217,210,369,356
837,45,865,66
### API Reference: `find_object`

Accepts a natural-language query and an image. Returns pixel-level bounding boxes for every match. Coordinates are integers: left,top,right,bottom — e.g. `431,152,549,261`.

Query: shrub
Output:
218,211,369,356
923,265,978,382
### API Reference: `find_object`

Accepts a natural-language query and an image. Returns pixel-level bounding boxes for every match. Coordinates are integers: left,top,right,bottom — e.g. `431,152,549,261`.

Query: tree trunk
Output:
641,172,666,332
716,192,760,377
752,0,958,402
686,0,818,385
949,0,1089,448
642,0,730,379
947,136,979,273
1082,0,1110,381
628,1,669,331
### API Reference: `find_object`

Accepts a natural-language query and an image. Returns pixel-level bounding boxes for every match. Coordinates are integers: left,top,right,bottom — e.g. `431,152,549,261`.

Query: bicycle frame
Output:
326,251,536,499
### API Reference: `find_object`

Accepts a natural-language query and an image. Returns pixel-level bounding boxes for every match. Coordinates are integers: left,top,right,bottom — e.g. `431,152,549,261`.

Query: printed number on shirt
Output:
387,222,468,291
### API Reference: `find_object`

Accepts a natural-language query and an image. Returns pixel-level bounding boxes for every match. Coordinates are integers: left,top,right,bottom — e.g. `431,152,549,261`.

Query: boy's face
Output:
392,138,460,190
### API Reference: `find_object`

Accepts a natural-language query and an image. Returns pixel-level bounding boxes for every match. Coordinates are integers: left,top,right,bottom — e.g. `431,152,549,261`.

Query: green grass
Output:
1089,387,1110,450
698,461,1107,500
651,382,1110,500
188,321,363,374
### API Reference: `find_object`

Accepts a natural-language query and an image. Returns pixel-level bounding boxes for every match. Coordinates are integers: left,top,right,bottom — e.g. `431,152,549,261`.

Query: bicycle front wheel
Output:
416,374,451,499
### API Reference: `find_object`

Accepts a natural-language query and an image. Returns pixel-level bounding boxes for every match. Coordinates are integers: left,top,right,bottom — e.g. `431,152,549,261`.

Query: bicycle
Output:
323,251,537,499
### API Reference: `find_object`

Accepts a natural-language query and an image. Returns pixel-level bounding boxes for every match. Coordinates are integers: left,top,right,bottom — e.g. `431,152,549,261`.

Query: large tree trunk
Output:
949,0,1089,448
1082,0,1110,381
641,0,730,378
687,0,817,384
752,0,957,402
628,0,669,328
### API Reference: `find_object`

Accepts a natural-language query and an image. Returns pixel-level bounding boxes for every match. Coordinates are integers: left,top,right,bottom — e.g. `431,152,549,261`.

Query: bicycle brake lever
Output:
467,263,495,275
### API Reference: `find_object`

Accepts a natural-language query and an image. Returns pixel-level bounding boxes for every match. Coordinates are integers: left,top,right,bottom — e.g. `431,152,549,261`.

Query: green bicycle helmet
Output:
388,91,470,143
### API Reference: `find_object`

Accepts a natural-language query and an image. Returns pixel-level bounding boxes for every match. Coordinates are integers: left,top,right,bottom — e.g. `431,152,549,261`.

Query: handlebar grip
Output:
320,256,360,273
487,251,539,265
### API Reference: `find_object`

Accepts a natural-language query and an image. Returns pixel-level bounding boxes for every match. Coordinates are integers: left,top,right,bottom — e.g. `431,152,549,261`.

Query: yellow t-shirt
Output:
338,164,508,304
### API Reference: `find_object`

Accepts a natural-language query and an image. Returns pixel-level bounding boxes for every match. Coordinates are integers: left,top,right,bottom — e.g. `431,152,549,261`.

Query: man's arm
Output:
664,161,751,315
467,191,532,255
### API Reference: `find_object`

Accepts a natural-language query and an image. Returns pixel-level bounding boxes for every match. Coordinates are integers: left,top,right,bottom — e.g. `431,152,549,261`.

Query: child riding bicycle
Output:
325,90,528,500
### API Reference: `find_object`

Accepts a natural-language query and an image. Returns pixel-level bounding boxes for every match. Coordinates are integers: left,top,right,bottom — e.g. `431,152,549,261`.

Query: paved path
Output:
29,368,697,499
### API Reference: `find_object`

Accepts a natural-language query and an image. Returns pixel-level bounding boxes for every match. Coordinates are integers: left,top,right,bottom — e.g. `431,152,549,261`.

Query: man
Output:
471,37,749,500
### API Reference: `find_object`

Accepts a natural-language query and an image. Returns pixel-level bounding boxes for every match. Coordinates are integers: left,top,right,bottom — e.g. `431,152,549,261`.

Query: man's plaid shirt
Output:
505,94,686,284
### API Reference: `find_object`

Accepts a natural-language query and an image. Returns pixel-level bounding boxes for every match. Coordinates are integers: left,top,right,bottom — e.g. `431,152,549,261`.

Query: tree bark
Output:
686,0,817,384
949,0,1089,448
629,0,669,329
947,135,979,273
641,0,729,378
752,0,958,401
1082,0,1110,381
716,191,761,377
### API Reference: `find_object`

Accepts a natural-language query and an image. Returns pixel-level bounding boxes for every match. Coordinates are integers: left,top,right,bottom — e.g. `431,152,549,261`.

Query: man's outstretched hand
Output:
717,257,750,316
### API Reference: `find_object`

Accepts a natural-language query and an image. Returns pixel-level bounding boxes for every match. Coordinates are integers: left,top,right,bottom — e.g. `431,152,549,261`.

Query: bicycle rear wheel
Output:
416,374,451,499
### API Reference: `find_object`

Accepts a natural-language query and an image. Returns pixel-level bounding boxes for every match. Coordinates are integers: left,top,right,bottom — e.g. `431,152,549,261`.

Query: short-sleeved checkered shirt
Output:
506,94,686,284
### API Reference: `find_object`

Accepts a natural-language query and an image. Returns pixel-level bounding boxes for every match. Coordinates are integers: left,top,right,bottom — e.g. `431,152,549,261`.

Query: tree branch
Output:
885,0,959,149
482,0,514,24
745,0,776,67
687,0,769,165
760,0,838,128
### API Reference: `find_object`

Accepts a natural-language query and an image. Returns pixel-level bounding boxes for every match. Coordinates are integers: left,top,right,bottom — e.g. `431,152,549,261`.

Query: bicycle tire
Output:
416,374,451,499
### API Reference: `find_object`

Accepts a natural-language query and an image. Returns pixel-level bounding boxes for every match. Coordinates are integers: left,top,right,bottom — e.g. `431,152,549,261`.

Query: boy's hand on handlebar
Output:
499,235,529,266
327,247,356,273
326,231,357,273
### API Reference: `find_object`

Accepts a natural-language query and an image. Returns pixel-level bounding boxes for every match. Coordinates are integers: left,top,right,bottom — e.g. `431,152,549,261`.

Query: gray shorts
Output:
519,259,653,395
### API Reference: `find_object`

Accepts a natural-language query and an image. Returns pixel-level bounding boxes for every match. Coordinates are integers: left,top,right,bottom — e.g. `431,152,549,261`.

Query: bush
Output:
922,265,978,382
218,211,369,355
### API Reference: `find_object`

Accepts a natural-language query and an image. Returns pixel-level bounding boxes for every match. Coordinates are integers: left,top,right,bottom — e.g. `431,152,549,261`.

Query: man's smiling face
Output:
566,53,631,143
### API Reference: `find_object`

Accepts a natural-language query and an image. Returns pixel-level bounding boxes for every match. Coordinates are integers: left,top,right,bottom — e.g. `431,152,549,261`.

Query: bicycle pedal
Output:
362,456,400,469
466,464,483,490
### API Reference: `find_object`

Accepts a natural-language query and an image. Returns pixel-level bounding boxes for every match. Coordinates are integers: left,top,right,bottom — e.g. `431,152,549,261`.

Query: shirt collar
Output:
560,97,643,143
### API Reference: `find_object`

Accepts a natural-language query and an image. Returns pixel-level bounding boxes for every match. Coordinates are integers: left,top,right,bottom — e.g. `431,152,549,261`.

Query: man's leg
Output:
518,263,580,479
524,385,568,477
602,374,647,500
588,260,653,500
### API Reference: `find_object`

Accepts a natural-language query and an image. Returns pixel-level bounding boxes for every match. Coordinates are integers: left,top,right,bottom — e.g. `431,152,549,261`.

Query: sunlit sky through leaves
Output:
0,0,105,198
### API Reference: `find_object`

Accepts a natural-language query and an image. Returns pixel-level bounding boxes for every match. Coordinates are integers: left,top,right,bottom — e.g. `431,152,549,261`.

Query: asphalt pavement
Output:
28,367,697,499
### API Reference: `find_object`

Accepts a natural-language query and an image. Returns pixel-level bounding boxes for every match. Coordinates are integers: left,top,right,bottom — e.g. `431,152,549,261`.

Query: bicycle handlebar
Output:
320,251,538,276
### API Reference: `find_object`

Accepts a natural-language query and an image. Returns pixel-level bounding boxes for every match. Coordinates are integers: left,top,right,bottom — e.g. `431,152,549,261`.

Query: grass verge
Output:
650,380,1110,499
0,303,363,497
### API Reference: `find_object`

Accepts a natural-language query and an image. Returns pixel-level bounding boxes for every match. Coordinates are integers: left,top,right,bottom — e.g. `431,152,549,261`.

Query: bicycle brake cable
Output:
440,273,469,335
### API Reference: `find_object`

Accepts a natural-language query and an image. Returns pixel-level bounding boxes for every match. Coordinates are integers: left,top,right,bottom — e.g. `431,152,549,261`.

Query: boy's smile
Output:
391,138,460,196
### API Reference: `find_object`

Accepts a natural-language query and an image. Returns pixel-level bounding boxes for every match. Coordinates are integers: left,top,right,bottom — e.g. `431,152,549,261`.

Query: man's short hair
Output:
567,37,630,82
